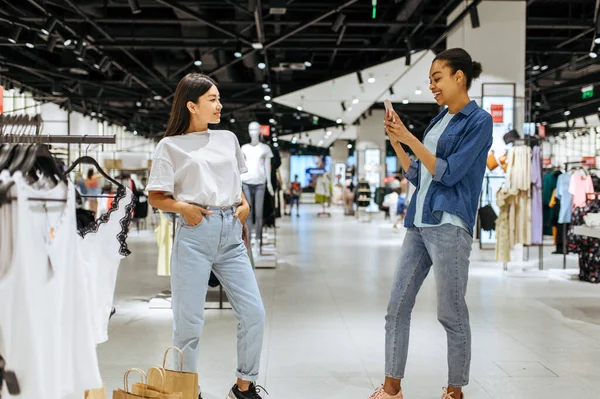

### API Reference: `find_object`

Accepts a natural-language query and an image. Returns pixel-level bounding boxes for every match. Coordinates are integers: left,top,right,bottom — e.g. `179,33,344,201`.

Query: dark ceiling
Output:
0,0,599,141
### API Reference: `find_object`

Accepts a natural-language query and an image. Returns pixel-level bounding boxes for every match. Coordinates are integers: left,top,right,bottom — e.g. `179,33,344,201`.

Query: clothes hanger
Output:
17,135,67,185
64,140,124,188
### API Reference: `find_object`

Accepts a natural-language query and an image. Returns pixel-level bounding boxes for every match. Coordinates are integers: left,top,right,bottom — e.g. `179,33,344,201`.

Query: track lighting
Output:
26,42,35,49
304,61,312,67
352,97,359,104
128,0,142,14
42,17,58,35
74,40,84,55
332,13,346,33
405,52,411,66
46,35,59,52
341,102,347,112
76,47,87,61
297,105,303,111
469,6,480,29
258,62,266,70
153,94,162,100
8,26,22,44
356,71,364,85
122,74,132,87
234,42,243,58
266,103,273,109
230,118,236,123
367,74,375,83
264,95,271,101
564,110,571,116
389,87,395,98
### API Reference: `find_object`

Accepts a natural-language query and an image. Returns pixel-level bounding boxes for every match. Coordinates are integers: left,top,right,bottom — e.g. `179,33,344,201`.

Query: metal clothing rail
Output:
0,134,116,144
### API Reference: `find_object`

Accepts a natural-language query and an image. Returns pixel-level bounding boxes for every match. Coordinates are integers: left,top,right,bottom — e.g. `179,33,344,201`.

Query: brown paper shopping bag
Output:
113,368,153,399
132,367,183,399
85,383,106,399
147,347,198,399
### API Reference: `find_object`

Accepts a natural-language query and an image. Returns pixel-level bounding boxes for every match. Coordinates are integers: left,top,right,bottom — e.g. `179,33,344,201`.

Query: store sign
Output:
490,104,504,123
538,125,546,138
582,156,597,167
543,157,552,166
581,85,594,100
260,125,270,137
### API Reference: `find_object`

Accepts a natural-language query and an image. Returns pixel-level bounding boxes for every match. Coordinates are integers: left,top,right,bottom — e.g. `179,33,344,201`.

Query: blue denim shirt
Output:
404,100,493,235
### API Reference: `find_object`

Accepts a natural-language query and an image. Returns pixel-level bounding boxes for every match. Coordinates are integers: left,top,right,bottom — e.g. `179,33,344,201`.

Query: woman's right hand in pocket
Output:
181,203,212,226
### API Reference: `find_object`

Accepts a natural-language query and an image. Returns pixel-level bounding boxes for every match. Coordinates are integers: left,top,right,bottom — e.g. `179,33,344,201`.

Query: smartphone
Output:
384,99,394,121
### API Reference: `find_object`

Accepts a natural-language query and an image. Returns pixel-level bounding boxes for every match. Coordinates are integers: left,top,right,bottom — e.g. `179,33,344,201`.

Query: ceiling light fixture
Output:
264,95,271,101
341,102,347,112
234,42,243,58
352,97,359,104
252,42,264,50
589,51,598,59
402,98,409,104
336,118,343,124
297,105,303,111
305,61,312,67
269,118,275,123
42,17,58,35
356,71,364,85
8,26,22,44
405,52,411,66
153,94,162,100
262,82,269,89
347,106,353,112
332,13,346,33
136,101,143,107
469,6,480,29
367,74,375,83
347,143,353,149
564,110,571,116
128,0,142,14
63,38,72,46
541,64,549,71
389,87,395,98
266,103,273,109
415,88,422,95
258,62,266,70
76,47,87,61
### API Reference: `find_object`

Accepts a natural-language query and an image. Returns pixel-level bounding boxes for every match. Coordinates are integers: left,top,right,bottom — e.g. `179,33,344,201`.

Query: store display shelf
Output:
573,226,600,239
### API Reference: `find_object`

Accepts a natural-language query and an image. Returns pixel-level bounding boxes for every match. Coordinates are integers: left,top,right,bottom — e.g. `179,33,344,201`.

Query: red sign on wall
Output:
582,156,597,167
538,125,546,138
490,104,504,123
543,157,552,166
260,125,270,137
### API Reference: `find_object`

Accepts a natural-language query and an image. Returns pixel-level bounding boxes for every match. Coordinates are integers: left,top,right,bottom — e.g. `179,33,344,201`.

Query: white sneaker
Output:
368,385,403,399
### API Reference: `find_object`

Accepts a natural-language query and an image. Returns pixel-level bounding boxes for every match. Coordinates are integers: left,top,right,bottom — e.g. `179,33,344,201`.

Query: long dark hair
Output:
433,48,483,90
164,73,217,137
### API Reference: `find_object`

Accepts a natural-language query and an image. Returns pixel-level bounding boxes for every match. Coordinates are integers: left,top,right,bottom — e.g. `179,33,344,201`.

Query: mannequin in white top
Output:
241,122,274,241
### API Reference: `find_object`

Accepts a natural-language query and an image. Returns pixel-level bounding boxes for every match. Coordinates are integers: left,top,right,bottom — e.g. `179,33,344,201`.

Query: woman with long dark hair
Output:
368,48,493,399
147,73,266,399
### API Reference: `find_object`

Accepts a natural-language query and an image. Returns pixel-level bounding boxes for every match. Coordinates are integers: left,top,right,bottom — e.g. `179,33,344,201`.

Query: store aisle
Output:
99,206,600,399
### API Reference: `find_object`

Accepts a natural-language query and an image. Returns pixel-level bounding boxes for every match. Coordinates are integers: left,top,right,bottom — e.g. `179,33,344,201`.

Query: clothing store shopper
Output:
84,168,102,213
147,73,266,399
289,175,302,217
370,48,493,399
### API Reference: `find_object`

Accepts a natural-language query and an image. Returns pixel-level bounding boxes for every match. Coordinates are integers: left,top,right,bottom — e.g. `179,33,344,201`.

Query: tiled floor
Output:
98,205,600,399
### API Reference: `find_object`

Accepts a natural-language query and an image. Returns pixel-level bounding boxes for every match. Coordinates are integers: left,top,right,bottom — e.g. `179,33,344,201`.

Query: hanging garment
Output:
531,146,543,244
78,185,135,344
155,211,174,277
315,174,332,203
569,201,600,283
0,172,103,399
570,173,594,208
555,173,572,224
542,171,560,235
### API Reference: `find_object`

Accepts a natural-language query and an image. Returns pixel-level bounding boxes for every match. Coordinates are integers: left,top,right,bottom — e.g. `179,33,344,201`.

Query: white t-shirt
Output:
147,130,248,206
241,143,273,185
78,186,135,344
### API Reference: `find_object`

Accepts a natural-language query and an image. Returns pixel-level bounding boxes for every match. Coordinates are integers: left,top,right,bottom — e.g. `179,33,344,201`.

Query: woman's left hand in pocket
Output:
235,203,250,225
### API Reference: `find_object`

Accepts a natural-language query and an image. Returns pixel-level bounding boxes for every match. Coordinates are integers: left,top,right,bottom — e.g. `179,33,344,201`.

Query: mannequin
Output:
241,122,274,242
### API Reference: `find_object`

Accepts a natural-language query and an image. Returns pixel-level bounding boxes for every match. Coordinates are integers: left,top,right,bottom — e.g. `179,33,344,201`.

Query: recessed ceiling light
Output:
266,103,273,109
136,101,142,107
415,89,422,95
352,98,359,104
368,75,375,83
402,99,409,104
305,61,312,67
230,118,236,123
336,118,343,124
258,62,266,69
264,95,271,101
297,106,303,111
273,142,279,147
347,143,353,149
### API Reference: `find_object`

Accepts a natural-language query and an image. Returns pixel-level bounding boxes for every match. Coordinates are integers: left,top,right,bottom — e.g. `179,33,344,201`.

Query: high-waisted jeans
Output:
170,206,265,381
385,225,473,387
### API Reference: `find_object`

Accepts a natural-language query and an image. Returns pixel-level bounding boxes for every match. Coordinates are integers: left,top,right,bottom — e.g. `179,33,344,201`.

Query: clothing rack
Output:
561,161,587,269
0,134,116,145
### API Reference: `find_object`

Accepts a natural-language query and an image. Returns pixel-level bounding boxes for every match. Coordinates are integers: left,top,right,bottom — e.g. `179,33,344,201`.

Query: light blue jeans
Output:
385,225,473,387
170,206,265,381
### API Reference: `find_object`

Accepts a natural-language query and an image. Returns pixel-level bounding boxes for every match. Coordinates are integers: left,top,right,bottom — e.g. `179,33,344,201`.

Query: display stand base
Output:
254,251,277,268
148,288,232,310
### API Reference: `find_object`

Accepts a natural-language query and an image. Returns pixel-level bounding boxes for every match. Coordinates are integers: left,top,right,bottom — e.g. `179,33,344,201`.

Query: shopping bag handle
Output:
124,368,147,393
162,346,184,372
147,366,166,390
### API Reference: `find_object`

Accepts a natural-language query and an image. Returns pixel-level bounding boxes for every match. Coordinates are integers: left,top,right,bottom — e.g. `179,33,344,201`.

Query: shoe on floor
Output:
227,383,268,399
368,385,403,399
441,387,464,399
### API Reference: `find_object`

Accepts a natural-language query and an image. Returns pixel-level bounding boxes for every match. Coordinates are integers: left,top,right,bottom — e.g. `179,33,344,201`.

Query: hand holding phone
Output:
384,100,394,122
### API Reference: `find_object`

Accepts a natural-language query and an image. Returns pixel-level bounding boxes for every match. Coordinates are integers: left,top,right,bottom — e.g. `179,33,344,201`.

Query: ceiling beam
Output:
153,0,255,46
88,43,407,51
